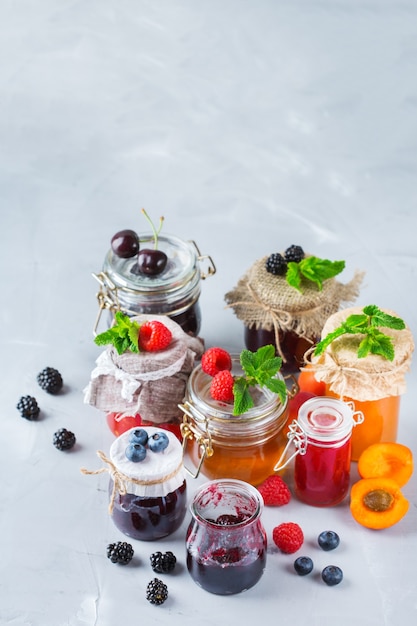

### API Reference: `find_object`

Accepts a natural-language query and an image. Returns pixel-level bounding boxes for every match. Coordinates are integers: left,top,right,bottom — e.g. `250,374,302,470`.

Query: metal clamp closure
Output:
179,401,214,479
273,420,307,472
190,241,216,280
92,272,121,335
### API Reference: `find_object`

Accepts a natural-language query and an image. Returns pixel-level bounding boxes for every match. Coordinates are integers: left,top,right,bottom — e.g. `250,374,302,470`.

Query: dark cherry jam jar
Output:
275,397,364,507
93,234,215,336
244,325,316,373
82,426,187,541
186,479,267,595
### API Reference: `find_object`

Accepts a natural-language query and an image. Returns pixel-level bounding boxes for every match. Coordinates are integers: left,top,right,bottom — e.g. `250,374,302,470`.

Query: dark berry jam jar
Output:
186,479,267,595
93,234,215,336
244,325,316,373
82,426,187,540
275,397,364,506
179,357,290,486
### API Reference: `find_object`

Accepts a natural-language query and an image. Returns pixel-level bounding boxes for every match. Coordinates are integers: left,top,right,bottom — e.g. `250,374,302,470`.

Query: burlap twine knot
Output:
81,450,183,514
225,256,364,361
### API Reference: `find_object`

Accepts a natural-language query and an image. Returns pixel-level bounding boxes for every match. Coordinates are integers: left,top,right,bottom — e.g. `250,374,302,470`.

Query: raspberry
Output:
257,475,291,506
201,347,232,377
272,522,304,554
210,370,234,403
138,320,172,352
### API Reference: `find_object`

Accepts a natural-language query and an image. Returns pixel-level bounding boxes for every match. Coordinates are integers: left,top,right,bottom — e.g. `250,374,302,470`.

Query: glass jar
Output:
82,426,187,541
180,358,290,486
244,325,316,373
275,397,364,506
186,479,267,595
309,306,414,461
93,234,215,336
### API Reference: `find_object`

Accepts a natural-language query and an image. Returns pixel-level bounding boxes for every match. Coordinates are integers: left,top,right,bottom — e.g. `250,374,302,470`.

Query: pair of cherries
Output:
111,229,167,276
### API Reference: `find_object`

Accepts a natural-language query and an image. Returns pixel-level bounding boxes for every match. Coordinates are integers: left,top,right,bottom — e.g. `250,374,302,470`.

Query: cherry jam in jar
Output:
93,234,215,336
108,426,187,540
244,325,316,373
186,479,267,595
276,397,363,506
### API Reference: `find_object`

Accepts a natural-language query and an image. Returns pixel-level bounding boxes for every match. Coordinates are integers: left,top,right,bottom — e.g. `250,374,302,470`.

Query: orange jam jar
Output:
310,307,414,461
179,358,289,486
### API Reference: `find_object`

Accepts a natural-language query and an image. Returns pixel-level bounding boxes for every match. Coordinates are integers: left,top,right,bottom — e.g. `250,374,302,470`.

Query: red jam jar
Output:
179,357,290,486
276,397,364,506
186,479,267,595
82,426,187,540
93,234,215,336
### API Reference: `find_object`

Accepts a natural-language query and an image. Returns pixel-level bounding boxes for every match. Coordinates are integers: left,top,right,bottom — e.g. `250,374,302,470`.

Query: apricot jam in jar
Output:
309,306,414,461
186,479,267,595
276,397,363,507
179,357,289,486
93,234,215,336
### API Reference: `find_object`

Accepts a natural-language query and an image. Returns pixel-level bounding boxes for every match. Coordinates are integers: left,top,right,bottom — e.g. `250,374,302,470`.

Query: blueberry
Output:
129,428,149,446
148,432,169,453
318,530,340,551
294,556,314,576
125,443,147,462
321,565,343,586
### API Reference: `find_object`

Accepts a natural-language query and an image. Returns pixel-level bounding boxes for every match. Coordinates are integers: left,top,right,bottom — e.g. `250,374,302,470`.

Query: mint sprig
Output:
232,345,287,416
314,305,406,361
94,311,140,354
286,256,345,292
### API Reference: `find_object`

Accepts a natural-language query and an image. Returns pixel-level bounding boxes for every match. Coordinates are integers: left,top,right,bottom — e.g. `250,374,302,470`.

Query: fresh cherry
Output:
111,229,140,259
133,249,168,275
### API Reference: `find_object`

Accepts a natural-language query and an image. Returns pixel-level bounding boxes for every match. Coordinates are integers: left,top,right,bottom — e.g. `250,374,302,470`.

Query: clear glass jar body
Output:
181,358,289,486
244,325,316,373
95,234,215,336
186,479,267,595
109,478,187,541
326,386,400,461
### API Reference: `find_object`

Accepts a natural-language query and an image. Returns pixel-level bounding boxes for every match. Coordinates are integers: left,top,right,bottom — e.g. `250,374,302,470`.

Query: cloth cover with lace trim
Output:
84,314,204,424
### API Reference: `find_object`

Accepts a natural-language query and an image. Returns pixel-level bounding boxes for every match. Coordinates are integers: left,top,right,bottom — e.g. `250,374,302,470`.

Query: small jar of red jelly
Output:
93,234,216,336
82,426,187,540
186,479,267,595
275,397,364,506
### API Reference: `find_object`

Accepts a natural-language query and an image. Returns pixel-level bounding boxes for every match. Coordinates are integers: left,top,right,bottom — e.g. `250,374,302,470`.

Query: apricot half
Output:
358,442,413,487
350,477,409,530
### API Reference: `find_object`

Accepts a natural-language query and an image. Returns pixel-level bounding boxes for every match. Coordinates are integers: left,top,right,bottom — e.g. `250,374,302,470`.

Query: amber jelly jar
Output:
93,234,215,336
179,357,290,486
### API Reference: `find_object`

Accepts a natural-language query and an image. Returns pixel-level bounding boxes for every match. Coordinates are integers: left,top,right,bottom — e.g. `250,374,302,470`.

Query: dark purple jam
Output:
170,301,201,336
110,480,187,541
244,324,316,372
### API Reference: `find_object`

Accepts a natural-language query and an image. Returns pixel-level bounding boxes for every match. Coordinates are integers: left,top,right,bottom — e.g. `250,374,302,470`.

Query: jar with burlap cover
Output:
84,314,204,424
309,306,414,401
225,255,364,363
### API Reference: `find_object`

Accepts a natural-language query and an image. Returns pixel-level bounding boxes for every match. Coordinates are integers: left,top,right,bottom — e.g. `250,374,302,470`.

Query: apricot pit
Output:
350,477,409,530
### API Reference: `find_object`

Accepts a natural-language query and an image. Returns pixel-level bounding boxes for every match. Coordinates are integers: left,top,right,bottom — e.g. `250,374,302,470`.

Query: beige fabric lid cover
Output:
310,306,414,401
84,314,204,423
225,255,364,343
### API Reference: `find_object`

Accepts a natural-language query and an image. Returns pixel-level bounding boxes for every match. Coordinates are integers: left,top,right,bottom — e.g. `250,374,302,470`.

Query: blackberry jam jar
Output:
93,234,215,336
186,479,267,595
82,426,187,541
179,357,290,486
275,397,363,506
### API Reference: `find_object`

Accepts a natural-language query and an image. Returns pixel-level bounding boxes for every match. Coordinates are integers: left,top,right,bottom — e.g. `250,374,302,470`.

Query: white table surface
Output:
1,1,416,624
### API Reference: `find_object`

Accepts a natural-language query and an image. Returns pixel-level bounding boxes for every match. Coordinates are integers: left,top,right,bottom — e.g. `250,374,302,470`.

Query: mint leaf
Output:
363,306,406,331
298,257,345,291
264,377,287,404
357,331,395,361
94,311,140,354
240,349,258,379
233,377,254,415
286,262,303,291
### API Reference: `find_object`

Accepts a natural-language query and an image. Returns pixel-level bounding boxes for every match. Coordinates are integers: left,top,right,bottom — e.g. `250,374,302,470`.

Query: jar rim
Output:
296,396,355,442
190,478,263,527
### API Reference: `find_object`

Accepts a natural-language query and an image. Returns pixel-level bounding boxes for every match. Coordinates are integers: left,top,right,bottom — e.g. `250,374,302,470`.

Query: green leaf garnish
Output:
94,311,140,355
314,305,405,361
286,257,345,292
232,345,287,416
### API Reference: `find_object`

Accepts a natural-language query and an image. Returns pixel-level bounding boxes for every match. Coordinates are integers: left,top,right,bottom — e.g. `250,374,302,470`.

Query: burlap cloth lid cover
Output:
310,306,414,401
225,255,364,360
84,314,204,423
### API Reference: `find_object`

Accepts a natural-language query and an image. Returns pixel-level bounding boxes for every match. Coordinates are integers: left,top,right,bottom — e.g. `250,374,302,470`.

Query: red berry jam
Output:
186,480,267,595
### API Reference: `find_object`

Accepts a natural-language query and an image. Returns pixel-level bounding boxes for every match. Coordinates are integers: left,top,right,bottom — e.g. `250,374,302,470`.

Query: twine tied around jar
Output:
81,450,183,514
225,257,364,361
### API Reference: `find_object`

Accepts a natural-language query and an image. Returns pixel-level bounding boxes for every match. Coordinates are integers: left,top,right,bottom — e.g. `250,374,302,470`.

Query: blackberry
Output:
16,395,40,420
106,541,134,565
150,551,177,573
284,245,305,263
37,367,63,394
146,578,168,605
53,428,76,451
265,253,287,276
